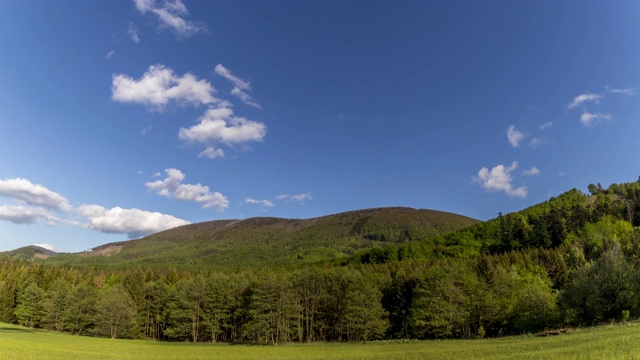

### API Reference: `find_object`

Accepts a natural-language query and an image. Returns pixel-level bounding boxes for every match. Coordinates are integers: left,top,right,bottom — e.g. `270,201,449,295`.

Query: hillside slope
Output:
2,245,56,260
44,207,479,269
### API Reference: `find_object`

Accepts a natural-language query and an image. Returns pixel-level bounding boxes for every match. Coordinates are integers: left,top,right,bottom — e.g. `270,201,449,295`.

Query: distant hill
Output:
2,245,56,260
36,207,479,269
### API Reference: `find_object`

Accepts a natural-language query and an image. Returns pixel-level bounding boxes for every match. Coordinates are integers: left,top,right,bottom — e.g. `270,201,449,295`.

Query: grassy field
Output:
2,322,640,359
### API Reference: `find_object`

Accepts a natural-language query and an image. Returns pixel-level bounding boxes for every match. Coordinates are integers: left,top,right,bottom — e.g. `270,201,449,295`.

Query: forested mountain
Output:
2,180,640,344
2,245,56,260
347,181,640,265
9,207,479,269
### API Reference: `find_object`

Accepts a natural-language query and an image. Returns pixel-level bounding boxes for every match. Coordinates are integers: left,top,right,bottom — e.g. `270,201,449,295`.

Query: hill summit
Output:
33,207,479,269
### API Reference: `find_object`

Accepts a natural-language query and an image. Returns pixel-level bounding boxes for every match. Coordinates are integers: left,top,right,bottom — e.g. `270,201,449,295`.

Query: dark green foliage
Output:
243,270,300,345
64,283,97,335
165,275,207,342
3,180,640,344
43,279,69,332
560,250,640,325
14,282,46,328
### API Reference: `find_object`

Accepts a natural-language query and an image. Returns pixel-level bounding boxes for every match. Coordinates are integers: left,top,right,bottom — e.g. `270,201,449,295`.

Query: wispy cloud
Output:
277,192,314,203
134,0,205,38
606,86,636,96
522,166,540,176
475,162,527,198
78,204,189,239
215,64,261,109
507,125,525,148
145,168,229,210
539,122,553,130
112,64,222,110
580,112,612,126
106,50,115,60
567,93,603,109
529,137,549,148
128,23,140,43
244,198,275,208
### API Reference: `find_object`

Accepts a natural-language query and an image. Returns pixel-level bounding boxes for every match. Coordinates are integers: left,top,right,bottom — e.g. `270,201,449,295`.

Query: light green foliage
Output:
510,268,559,332
94,284,136,339
582,216,633,259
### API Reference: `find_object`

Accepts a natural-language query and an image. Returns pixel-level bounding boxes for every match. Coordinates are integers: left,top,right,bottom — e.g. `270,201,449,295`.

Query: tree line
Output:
2,181,640,343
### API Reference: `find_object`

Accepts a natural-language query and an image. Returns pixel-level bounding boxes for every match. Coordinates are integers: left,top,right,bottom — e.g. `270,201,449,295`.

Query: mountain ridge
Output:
3,207,479,269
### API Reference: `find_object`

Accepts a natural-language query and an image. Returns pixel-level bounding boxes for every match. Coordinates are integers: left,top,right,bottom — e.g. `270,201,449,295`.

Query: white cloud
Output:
231,87,261,109
606,86,636,96
112,64,221,110
507,125,525,147
539,122,553,130
529,137,548,148
78,204,189,239
106,50,115,60
198,147,225,159
134,0,205,37
178,107,266,145
0,178,71,211
244,198,275,208
128,23,140,43
215,64,261,108
580,112,612,126
145,168,229,210
568,93,603,109
476,162,527,198
0,205,56,225
522,166,540,176
214,64,250,90
291,193,313,202
33,243,63,252
277,192,314,202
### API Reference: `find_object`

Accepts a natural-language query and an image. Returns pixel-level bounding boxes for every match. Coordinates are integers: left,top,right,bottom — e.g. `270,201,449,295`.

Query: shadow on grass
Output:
0,326,36,333
229,342,272,346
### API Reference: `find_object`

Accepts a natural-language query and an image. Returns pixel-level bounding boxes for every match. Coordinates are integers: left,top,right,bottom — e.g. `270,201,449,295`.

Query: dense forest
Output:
2,180,640,343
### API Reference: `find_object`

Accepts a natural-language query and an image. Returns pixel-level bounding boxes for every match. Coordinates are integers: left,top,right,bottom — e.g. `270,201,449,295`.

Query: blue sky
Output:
0,0,639,252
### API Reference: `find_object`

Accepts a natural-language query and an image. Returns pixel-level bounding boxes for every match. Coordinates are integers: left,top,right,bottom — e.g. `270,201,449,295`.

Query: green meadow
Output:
3,321,640,360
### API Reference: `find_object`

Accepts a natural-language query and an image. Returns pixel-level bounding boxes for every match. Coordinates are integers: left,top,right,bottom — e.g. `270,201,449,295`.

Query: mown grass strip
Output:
2,322,640,359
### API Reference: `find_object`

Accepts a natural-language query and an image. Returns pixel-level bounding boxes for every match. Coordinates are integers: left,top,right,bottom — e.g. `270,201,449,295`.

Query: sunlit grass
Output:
3,321,640,359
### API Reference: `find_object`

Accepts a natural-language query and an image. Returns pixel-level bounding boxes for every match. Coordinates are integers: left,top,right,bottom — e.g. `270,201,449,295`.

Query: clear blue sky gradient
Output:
0,1,639,252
